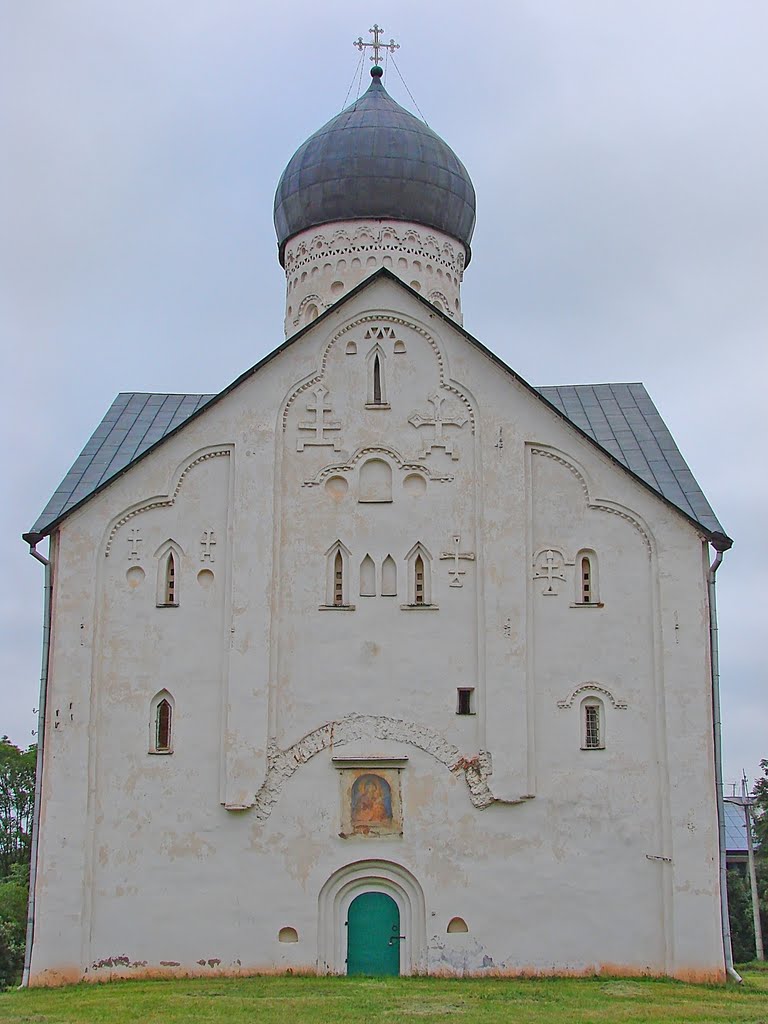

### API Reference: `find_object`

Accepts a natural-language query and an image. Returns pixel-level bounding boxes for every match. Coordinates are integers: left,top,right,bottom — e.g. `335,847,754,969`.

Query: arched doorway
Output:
347,891,400,976
317,860,426,975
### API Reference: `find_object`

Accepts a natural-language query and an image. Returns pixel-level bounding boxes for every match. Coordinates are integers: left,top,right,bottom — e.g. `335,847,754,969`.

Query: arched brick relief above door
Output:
249,714,534,822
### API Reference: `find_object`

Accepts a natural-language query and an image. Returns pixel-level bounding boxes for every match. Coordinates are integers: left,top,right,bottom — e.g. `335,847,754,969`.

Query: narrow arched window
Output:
149,690,174,754
164,552,177,605
581,556,592,603
365,344,388,407
324,541,352,609
415,555,425,605
334,550,344,607
156,699,172,751
405,543,433,607
574,549,599,605
581,698,604,750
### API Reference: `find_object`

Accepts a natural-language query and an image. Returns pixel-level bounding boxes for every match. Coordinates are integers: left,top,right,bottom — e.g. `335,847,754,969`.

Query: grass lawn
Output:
1,969,767,1024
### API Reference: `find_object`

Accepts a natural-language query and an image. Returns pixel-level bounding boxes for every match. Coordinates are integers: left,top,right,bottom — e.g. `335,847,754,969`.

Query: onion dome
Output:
274,67,476,266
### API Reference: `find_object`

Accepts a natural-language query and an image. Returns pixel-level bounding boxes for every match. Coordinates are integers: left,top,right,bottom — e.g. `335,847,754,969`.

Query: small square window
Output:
457,688,475,716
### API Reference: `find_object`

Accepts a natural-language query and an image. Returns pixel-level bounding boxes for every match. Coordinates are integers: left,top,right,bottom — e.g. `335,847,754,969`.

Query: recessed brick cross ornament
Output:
408,393,467,460
440,534,475,587
297,385,342,451
533,549,566,595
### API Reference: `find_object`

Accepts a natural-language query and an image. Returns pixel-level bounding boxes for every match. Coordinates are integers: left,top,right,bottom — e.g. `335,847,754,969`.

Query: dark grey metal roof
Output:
538,383,724,536
28,392,214,536
274,69,476,265
27,381,724,541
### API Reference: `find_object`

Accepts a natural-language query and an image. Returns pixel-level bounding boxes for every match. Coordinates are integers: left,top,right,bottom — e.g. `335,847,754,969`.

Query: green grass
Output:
1,971,767,1024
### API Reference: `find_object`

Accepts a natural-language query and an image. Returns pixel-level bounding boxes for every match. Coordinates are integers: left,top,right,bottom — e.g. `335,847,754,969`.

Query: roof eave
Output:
24,267,731,548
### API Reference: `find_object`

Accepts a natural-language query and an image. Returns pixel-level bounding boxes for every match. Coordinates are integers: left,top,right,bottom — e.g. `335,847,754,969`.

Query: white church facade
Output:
23,62,733,985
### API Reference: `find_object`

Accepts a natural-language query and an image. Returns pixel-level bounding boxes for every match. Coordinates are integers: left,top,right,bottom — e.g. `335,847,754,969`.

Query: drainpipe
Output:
708,534,741,984
21,540,52,988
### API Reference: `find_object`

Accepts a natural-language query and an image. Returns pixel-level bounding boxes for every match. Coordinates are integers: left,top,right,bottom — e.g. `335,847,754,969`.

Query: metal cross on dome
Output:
354,24,400,65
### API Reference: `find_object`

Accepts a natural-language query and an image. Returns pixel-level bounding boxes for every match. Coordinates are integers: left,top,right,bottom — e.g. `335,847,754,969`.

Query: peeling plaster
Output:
249,714,533,821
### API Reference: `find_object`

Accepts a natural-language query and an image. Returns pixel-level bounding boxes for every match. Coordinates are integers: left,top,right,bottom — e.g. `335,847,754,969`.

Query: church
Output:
22,51,733,984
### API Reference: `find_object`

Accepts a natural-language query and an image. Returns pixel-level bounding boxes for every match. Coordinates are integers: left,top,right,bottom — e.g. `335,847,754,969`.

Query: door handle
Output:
388,935,406,945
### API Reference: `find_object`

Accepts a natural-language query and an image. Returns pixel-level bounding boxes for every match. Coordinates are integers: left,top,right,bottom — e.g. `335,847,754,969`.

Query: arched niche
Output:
359,458,393,503
447,917,469,934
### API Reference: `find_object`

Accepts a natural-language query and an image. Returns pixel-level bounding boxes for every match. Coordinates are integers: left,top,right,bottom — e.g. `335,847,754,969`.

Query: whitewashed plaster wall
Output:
29,276,723,985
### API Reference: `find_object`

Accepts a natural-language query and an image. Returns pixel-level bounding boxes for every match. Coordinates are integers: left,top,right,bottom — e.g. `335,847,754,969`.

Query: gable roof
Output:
24,270,730,546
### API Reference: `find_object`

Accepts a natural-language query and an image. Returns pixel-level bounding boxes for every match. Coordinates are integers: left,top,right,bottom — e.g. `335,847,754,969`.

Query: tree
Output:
752,760,768,949
753,760,768,850
0,739,36,879
728,868,756,962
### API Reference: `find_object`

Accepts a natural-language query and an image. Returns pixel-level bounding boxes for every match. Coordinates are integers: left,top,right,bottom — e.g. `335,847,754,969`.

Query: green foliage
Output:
0,739,36,880
727,868,756,962
0,862,29,988
753,759,768,854
0,738,34,988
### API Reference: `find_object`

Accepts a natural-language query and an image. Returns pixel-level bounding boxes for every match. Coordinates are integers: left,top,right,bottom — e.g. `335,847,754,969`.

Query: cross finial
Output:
354,24,400,66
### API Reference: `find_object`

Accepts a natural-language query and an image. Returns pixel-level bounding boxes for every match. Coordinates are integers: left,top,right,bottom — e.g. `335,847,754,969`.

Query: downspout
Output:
708,535,741,983
21,540,52,988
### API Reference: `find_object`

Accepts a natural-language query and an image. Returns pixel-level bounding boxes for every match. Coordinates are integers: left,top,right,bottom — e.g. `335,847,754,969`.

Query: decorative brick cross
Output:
408,393,467,460
440,534,475,587
200,529,216,562
127,528,142,561
533,549,566,595
297,385,342,451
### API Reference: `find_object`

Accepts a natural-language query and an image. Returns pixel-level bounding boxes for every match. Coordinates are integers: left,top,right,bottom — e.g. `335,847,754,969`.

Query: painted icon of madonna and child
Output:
351,773,394,835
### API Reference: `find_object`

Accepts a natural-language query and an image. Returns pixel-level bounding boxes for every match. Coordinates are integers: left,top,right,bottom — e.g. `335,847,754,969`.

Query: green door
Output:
346,891,401,976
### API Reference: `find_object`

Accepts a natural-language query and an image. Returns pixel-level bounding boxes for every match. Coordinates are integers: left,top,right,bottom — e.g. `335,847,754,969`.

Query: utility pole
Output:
743,773,764,961
726,775,765,960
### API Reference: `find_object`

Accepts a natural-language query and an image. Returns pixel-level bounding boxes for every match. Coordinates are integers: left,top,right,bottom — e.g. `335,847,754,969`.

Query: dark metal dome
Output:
274,68,476,266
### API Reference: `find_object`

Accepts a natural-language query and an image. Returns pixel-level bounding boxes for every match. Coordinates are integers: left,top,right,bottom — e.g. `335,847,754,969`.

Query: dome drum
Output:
282,219,465,335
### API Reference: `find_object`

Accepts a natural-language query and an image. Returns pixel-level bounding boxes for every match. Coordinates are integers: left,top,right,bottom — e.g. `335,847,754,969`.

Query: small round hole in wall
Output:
279,927,298,943
403,473,427,497
197,569,215,588
325,475,349,501
126,566,145,588
447,917,468,933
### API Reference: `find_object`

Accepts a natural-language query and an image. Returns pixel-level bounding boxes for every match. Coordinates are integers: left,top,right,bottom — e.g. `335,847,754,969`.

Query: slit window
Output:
150,691,174,754
457,688,474,715
156,699,172,751
164,553,177,605
334,550,344,607
373,354,382,404
581,557,592,603
415,555,425,605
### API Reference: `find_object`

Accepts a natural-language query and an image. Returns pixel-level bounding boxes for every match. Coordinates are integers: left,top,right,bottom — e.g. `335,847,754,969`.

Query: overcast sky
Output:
1,1,765,789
